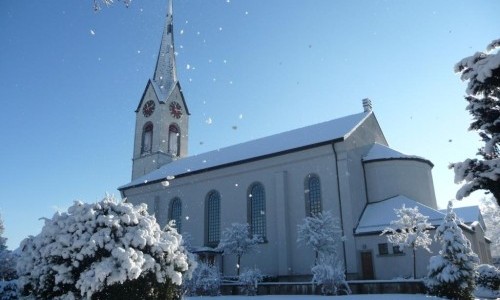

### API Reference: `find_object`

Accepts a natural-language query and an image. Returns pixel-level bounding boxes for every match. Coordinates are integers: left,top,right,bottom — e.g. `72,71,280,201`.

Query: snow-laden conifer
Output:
426,201,479,300
217,223,262,276
381,204,433,279
451,38,500,206
16,195,195,300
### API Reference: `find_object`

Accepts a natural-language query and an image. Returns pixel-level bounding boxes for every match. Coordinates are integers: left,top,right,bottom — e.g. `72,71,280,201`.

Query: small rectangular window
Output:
393,245,404,254
378,243,389,255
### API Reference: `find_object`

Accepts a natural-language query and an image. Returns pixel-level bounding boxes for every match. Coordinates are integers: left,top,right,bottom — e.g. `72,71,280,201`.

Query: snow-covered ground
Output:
185,295,445,299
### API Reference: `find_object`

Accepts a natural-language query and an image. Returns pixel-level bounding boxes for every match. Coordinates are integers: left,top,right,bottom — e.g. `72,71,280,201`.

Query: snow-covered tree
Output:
17,195,195,300
480,197,500,258
381,204,433,279
217,223,262,276
297,211,349,295
451,38,500,206
297,211,344,264
426,201,479,300
0,214,17,282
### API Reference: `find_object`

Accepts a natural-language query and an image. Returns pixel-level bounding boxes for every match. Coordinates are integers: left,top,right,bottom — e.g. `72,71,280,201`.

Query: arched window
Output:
169,197,182,233
206,191,221,247
248,183,266,239
305,174,322,216
141,122,153,154
168,124,180,156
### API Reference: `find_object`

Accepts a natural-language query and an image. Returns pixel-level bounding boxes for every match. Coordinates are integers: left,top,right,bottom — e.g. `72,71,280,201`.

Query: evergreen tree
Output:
451,38,500,206
426,201,479,300
480,197,500,257
381,204,433,279
217,223,262,276
0,214,17,282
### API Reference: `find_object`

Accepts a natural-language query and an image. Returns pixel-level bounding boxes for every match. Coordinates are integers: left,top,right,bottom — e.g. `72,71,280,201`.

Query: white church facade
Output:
119,0,492,281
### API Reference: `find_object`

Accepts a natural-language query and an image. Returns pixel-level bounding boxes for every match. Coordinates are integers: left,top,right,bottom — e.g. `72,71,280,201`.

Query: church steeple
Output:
131,0,190,180
153,0,177,97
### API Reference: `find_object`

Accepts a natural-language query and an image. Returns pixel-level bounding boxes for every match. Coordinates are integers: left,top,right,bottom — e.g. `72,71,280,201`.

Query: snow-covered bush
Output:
217,223,262,276
381,204,433,279
17,195,195,300
476,264,500,292
311,263,351,296
451,38,500,206
0,280,18,300
183,261,220,296
238,267,263,296
426,201,479,300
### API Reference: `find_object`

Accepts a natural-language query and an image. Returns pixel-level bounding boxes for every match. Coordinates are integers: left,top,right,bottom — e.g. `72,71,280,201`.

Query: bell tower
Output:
131,0,189,180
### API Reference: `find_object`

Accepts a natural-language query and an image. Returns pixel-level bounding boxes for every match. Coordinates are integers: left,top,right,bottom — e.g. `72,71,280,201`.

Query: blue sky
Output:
0,0,499,250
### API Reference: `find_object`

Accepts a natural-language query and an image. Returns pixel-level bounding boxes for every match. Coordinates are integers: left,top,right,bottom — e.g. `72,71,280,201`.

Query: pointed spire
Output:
153,0,177,97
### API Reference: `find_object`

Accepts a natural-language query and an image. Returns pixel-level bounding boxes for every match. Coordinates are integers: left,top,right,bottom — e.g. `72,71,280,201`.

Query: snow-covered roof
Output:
120,111,371,190
363,143,431,166
355,195,445,235
440,205,485,230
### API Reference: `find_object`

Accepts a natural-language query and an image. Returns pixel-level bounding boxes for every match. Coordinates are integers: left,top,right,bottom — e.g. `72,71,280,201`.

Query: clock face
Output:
142,100,155,117
169,101,183,119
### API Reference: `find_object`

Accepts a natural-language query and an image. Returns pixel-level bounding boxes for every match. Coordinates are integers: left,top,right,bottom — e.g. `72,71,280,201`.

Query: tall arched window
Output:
168,124,180,156
305,174,322,216
248,183,266,239
206,191,220,247
141,122,153,154
169,197,182,233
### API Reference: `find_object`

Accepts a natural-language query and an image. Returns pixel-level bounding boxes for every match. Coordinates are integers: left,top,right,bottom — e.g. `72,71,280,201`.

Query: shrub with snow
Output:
475,264,500,298
17,195,195,300
239,267,263,296
426,201,479,300
311,263,351,296
451,38,500,206
183,261,220,296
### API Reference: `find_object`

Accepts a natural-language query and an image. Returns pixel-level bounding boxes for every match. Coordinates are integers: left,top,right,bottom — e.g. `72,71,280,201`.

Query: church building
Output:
119,0,492,280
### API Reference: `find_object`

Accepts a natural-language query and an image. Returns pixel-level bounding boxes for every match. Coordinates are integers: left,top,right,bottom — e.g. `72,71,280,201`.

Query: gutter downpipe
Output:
332,142,348,273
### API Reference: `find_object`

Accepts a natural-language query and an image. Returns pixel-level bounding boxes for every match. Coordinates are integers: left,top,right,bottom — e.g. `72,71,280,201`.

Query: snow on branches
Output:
297,211,349,295
426,201,479,300
297,211,344,264
451,38,500,205
381,204,433,279
16,195,195,299
217,223,262,276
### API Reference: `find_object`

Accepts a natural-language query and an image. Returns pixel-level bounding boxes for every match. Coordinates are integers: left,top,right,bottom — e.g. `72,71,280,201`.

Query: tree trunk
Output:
237,255,241,276
412,247,416,279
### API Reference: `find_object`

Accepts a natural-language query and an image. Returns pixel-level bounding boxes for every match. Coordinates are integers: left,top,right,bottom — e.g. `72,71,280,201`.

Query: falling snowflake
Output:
239,114,243,119
90,29,95,35
185,216,190,220
219,27,223,31
161,180,170,187
205,117,213,124
186,64,191,70
180,29,184,35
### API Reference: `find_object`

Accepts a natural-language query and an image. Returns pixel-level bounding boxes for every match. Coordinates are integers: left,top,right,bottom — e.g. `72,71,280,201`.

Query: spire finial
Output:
153,0,177,97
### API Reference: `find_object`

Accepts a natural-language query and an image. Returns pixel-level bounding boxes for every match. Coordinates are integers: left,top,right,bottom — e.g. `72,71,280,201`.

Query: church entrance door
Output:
360,251,374,279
